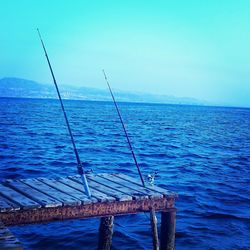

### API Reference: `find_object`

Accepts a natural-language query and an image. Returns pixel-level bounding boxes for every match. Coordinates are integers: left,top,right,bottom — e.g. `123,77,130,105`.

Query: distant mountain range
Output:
0,77,205,105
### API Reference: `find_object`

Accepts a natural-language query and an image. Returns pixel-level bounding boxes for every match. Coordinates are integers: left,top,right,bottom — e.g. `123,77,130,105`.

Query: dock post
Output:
98,216,114,250
160,209,176,250
150,209,159,250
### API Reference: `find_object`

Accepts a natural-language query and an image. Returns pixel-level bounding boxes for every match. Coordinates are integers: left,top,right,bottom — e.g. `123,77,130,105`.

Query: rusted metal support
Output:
150,209,159,250
160,209,176,250
98,216,114,250
0,198,175,226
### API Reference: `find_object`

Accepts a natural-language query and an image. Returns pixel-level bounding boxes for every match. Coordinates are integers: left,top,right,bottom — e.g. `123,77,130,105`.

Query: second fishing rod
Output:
102,70,145,187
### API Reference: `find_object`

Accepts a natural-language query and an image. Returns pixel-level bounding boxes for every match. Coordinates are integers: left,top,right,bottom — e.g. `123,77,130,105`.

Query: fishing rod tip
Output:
102,69,107,79
36,28,41,36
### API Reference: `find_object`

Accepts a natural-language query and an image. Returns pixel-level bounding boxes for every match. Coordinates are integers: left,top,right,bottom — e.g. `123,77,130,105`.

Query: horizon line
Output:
0,96,249,109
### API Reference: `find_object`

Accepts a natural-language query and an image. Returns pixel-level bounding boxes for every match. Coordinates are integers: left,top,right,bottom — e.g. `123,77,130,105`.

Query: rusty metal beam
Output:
0,198,175,226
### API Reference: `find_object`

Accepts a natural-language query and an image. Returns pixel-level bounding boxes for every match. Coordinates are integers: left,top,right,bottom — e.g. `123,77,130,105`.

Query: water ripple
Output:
0,98,249,249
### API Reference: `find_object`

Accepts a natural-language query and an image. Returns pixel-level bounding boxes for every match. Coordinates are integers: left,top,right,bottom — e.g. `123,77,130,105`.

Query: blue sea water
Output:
0,97,249,250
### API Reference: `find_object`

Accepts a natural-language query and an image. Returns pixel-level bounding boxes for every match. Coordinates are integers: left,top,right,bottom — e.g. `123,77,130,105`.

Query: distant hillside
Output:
0,77,205,105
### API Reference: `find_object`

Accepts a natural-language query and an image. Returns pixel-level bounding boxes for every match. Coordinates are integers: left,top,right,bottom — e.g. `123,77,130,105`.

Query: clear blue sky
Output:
1,0,250,107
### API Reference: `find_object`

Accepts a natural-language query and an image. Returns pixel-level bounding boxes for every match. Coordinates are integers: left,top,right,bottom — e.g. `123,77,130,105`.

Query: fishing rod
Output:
102,70,145,186
37,28,91,197
102,71,160,250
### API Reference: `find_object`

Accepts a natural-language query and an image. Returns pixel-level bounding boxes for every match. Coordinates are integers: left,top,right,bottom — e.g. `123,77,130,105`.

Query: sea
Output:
0,97,249,250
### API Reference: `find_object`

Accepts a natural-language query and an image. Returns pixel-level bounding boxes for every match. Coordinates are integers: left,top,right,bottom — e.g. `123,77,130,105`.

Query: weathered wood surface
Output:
4,180,61,208
37,177,96,204
0,222,23,250
0,174,177,227
0,197,19,213
20,178,80,206
70,176,132,201
113,174,176,197
0,184,40,210
90,174,149,200
59,177,115,202
98,173,163,199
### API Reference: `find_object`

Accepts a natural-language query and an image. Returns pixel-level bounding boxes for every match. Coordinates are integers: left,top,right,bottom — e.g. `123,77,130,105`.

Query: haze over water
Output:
1,98,249,249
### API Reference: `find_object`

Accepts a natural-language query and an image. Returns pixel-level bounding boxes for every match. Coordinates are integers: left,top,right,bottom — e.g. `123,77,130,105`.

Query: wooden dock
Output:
0,173,177,250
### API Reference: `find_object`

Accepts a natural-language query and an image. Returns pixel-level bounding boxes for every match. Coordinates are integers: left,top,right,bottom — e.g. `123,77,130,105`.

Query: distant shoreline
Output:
1,77,249,109
1,96,249,110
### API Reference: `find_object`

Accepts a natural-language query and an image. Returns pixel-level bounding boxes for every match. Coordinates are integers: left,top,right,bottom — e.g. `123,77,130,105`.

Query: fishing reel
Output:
147,171,158,185
85,169,94,174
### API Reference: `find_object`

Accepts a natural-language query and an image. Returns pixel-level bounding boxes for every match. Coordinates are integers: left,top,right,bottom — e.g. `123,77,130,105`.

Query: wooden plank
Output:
59,177,115,202
38,177,97,204
0,222,23,250
0,196,20,213
87,175,145,200
97,174,163,199
69,176,132,201
20,178,80,206
0,183,40,210
113,174,176,197
81,177,132,201
4,180,61,208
